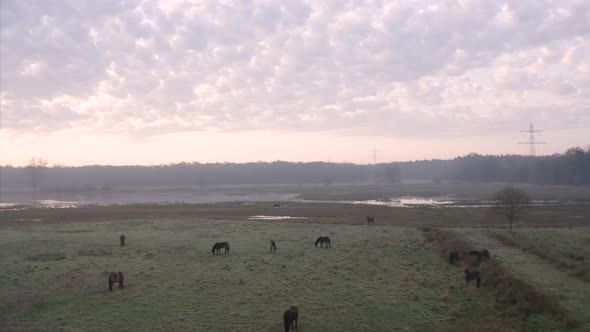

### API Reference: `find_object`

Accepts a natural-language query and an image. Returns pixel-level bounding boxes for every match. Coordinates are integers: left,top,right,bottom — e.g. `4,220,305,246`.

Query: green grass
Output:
2,219,534,332
454,228,590,331
513,228,590,269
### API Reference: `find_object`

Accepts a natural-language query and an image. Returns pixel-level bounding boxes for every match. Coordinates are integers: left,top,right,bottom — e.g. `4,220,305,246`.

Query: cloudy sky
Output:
1,0,589,166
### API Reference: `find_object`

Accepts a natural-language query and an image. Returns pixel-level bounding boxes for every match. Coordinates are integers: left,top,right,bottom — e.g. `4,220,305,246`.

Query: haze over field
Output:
1,0,589,166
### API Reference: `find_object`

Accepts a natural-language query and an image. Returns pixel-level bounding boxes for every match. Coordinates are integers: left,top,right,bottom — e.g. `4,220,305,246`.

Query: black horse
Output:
315,236,331,248
270,240,277,253
464,270,481,288
212,242,230,255
120,234,126,247
283,306,298,332
449,251,459,264
367,216,375,224
274,203,281,208
469,249,490,261
108,271,124,291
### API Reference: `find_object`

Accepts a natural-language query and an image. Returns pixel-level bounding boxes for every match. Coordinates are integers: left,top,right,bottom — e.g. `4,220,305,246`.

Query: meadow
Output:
1,183,590,331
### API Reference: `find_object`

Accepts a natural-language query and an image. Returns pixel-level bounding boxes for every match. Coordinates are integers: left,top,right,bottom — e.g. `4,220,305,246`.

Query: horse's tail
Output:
283,313,290,332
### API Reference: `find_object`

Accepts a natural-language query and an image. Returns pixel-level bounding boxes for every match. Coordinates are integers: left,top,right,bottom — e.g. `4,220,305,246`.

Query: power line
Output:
369,147,378,164
518,123,546,156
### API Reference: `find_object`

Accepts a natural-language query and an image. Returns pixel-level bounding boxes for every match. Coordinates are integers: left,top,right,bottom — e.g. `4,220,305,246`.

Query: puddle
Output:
248,215,309,220
342,197,455,207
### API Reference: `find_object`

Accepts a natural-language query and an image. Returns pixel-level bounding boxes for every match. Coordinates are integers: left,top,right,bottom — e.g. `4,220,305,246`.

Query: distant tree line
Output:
0,147,588,190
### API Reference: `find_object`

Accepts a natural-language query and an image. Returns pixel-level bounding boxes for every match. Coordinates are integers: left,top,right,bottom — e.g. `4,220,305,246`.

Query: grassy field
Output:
1,217,566,332
454,228,590,331
1,183,590,331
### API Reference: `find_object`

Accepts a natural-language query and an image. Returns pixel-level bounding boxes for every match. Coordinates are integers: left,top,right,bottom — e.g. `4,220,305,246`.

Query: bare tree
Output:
492,187,530,232
27,157,48,190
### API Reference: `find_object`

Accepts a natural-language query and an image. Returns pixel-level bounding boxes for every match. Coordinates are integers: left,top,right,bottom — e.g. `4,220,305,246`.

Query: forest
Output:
1,147,588,190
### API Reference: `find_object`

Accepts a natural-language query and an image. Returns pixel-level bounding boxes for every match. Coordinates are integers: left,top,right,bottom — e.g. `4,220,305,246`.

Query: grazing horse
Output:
315,236,331,248
270,240,277,253
469,249,490,261
464,270,481,288
108,272,124,291
367,216,375,224
283,306,298,332
211,242,230,255
274,203,281,208
120,234,126,247
449,251,459,264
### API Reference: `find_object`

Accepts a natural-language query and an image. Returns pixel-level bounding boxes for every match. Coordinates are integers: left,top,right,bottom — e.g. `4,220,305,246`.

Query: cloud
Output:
1,0,589,141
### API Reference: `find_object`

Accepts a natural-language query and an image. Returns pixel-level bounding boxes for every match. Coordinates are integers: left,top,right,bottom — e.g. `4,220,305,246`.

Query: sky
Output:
1,0,589,166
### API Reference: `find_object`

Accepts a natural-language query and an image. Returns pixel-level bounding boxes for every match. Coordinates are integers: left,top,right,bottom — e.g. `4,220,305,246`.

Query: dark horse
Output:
315,236,331,248
273,203,281,208
469,249,490,261
120,234,126,247
464,270,481,288
449,251,459,265
108,272,124,291
283,306,298,332
367,216,375,224
212,242,230,255
270,240,277,253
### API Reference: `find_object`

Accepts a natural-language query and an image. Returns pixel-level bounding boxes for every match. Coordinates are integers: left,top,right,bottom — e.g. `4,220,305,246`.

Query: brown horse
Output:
367,216,375,224
120,234,126,247
212,242,230,255
108,272,124,291
464,270,481,288
283,306,298,332
469,249,490,261
315,237,331,248
270,240,277,253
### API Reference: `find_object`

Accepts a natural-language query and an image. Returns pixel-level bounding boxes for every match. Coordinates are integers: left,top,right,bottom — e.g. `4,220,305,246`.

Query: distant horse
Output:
469,249,490,261
274,203,281,208
212,242,230,255
270,240,277,253
464,270,481,288
367,216,375,224
449,251,459,264
108,272,124,291
283,306,298,332
315,236,331,248
120,234,126,247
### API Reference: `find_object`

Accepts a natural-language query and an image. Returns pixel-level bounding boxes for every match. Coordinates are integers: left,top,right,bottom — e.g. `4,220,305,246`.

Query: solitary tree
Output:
27,157,48,190
492,187,530,232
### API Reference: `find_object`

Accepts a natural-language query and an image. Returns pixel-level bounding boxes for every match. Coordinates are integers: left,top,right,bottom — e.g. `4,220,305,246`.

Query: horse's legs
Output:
119,280,124,289
476,278,480,288
109,279,114,291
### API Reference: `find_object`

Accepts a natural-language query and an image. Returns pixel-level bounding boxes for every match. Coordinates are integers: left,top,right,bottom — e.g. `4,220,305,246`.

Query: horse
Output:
449,251,459,264
211,242,230,255
270,240,277,253
464,270,481,288
120,234,126,247
315,236,331,248
469,249,490,261
283,306,298,332
367,216,375,224
108,272,124,291
274,203,281,208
